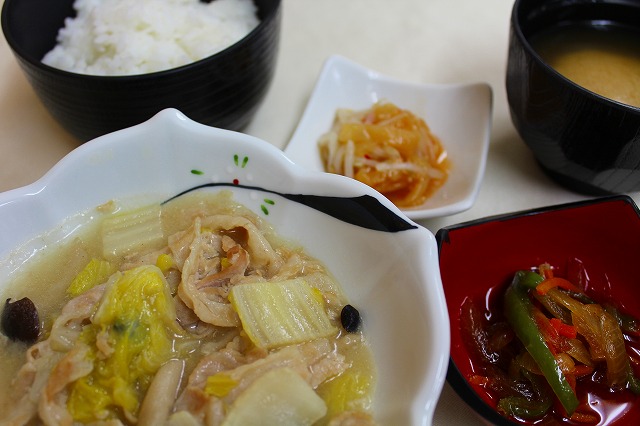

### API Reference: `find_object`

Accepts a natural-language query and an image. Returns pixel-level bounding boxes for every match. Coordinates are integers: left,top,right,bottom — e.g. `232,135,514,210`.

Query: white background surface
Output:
2,0,639,424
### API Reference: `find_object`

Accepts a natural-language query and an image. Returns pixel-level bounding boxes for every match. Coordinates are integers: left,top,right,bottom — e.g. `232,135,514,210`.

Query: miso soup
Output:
532,26,640,108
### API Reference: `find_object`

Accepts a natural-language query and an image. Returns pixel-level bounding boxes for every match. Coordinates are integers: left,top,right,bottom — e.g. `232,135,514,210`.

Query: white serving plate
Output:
285,55,493,220
0,109,450,425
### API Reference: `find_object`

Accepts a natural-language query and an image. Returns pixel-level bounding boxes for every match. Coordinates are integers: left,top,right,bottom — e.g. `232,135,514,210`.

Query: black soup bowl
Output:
1,0,281,141
506,0,640,195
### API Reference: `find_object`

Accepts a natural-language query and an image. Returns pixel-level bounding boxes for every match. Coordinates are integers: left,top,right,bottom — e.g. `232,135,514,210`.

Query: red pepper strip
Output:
536,277,582,295
550,318,578,339
533,310,561,355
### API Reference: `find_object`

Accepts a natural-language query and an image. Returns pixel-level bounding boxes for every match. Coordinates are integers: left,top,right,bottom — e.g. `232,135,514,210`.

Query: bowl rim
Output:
0,0,282,80
437,194,638,236
510,0,640,113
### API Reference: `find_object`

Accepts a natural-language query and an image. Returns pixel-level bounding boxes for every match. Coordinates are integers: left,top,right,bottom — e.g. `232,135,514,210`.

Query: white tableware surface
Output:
285,55,493,220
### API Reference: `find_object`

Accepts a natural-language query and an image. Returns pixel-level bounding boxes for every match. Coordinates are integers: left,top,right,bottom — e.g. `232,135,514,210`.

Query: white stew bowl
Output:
0,109,449,425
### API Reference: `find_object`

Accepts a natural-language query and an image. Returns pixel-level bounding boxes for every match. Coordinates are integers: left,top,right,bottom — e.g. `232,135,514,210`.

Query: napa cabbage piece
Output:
205,373,238,398
317,343,376,419
67,265,180,422
229,278,337,349
221,367,327,426
102,203,164,260
66,258,116,296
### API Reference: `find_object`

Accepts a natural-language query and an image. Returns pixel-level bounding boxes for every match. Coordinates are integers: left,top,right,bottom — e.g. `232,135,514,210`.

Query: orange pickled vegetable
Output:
318,101,449,208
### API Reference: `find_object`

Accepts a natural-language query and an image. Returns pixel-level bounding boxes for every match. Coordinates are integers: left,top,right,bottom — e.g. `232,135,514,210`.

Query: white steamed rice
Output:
42,0,259,76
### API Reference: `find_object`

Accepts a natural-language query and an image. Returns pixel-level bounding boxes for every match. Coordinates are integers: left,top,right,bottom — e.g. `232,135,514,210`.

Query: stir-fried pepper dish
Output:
462,261,640,424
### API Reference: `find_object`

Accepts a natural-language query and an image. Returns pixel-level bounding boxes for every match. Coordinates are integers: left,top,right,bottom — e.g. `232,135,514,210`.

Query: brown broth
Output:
532,26,640,108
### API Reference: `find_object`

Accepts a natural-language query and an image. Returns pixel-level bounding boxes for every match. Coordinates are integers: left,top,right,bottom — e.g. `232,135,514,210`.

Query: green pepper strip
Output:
498,396,549,419
497,369,553,419
504,271,579,416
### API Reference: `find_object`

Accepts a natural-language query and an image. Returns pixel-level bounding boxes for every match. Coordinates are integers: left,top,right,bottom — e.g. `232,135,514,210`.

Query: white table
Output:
1,0,637,424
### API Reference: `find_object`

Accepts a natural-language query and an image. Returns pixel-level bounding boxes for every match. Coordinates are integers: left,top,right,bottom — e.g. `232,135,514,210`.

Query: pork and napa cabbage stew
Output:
463,260,640,424
0,191,376,425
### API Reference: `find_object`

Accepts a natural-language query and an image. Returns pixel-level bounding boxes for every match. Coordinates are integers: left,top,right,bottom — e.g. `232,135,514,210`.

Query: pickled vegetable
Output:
318,101,449,208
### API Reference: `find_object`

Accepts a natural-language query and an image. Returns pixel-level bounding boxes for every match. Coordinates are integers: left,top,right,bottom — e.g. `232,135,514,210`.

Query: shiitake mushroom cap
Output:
1,297,40,343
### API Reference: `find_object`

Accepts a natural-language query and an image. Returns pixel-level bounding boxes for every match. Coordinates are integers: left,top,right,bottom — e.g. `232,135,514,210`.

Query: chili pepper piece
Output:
504,271,579,416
